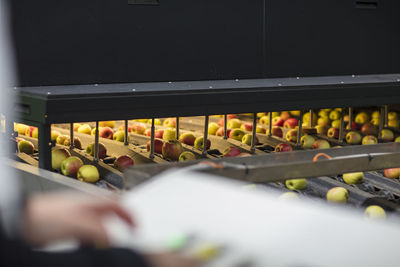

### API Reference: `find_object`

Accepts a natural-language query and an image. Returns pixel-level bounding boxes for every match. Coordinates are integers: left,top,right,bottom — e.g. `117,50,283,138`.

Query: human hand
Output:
22,192,133,246
144,252,201,267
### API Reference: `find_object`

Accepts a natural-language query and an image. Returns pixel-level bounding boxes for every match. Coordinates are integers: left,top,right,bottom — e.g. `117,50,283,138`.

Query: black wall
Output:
8,0,400,86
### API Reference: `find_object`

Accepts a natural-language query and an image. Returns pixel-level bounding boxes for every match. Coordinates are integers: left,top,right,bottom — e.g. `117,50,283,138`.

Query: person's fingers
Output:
91,201,135,227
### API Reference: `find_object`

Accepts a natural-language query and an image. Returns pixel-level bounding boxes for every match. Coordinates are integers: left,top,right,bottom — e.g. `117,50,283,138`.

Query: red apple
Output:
194,136,211,150
114,155,134,171
240,123,253,132
268,126,283,138
227,114,236,120
312,139,331,149
327,127,339,138
162,140,184,161
280,111,291,121
216,127,231,137
223,146,241,157
147,139,164,154
61,156,83,177
179,132,196,146
132,123,147,135
361,123,378,136
86,142,107,159
274,143,293,152
218,118,225,127
25,126,36,137
272,117,284,127
383,168,400,179
285,129,298,143
64,137,82,150
346,122,361,131
99,126,114,140
283,118,298,129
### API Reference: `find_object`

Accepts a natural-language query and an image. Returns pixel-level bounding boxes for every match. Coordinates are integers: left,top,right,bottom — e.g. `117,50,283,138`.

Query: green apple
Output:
241,134,258,145
271,112,280,118
61,156,83,177
18,140,34,154
15,123,29,135
77,124,92,135
326,187,349,203
290,110,301,117
286,129,298,143
388,111,398,121
179,132,196,145
346,131,362,145
229,128,246,141
227,119,242,129
163,118,176,128
208,122,220,135
163,128,177,141
300,134,316,149
370,118,380,126
331,120,341,128
285,179,307,190
342,172,364,184
303,111,317,125
259,116,269,125
317,117,331,127
329,110,341,121
312,139,330,149
278,192,299,201
178,151,196,162
194,136,211,150
147,118,162,125
77,165,100,183
256,126,266,134
52,148,71,171
56,134,68,145
381,129,394,141
395,136,400,143
364,205,386,220
362,135,378,145
318,110,330,118
113,130,128,142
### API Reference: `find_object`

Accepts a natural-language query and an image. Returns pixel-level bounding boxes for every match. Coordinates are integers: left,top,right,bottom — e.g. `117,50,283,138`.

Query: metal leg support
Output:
38,123,52,170
94,121,99,162
203,116,209,157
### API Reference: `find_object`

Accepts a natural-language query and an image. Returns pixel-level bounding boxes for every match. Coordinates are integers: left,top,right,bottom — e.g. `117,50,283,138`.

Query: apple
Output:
194,136,211,150
290,110,301,117
388,119,399,129
360,123,377,136
146,139,164,154
303,111,317,124
208,122,220,135
61,156,83,177
346,122,361,131
31,128,38,138
163,118,176,128
163,128,177,141
64,137,82,149
256,126,266,134
178,151,196,162
99,126,114,139
99,121,116,128
326,187,349,203
329,110,341,121
223,146,241,157
147,119,162,125
315,125,328,135
280,111,291,121
274,143,293,152
342,172,364,184
113,130,128,142
312,139,330,149
370,118,380,126
114,155,134,171
283,118,298,129
133,119,148,123
354,112,370,124
285,179,307,190
242,134,258,145
179,132,196,145
217,118,225,127
278,192,299,201
146,129,164,138
15,124,29,135
77,165,100,183
51,130,61,142
227,119,242,129
331,120,341,129
132,123,147,135
56,135,68,145
52,148,71,171
362,135,378,145
229,128,246,141
86,142,107,159
91,127,101,136
300,134,316,149
285,129,298,143
343,115,350,122
73,123,81,131
227,114,237,120
270,112,280,118
259,116,269,125
119,124,133,133
318,110,330,118
383,168,400,179
327,127,339,138
16,137,25,143
257,112,267,118
18,140,34,154
371,111,380,119
238,153,252,157
365,205,386,220
240,123,253,132
395,136,400,143
272,117,284,127
77,124,92,135
25,126,36,137
388,111,398,121
381,129,394,141
216,127,231,137
162,140,184,161
317,117,331,127
266,126,283,138
346,131,362,145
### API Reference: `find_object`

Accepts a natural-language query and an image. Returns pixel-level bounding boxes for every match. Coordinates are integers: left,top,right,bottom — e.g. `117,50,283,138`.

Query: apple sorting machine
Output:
6,1,400,217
